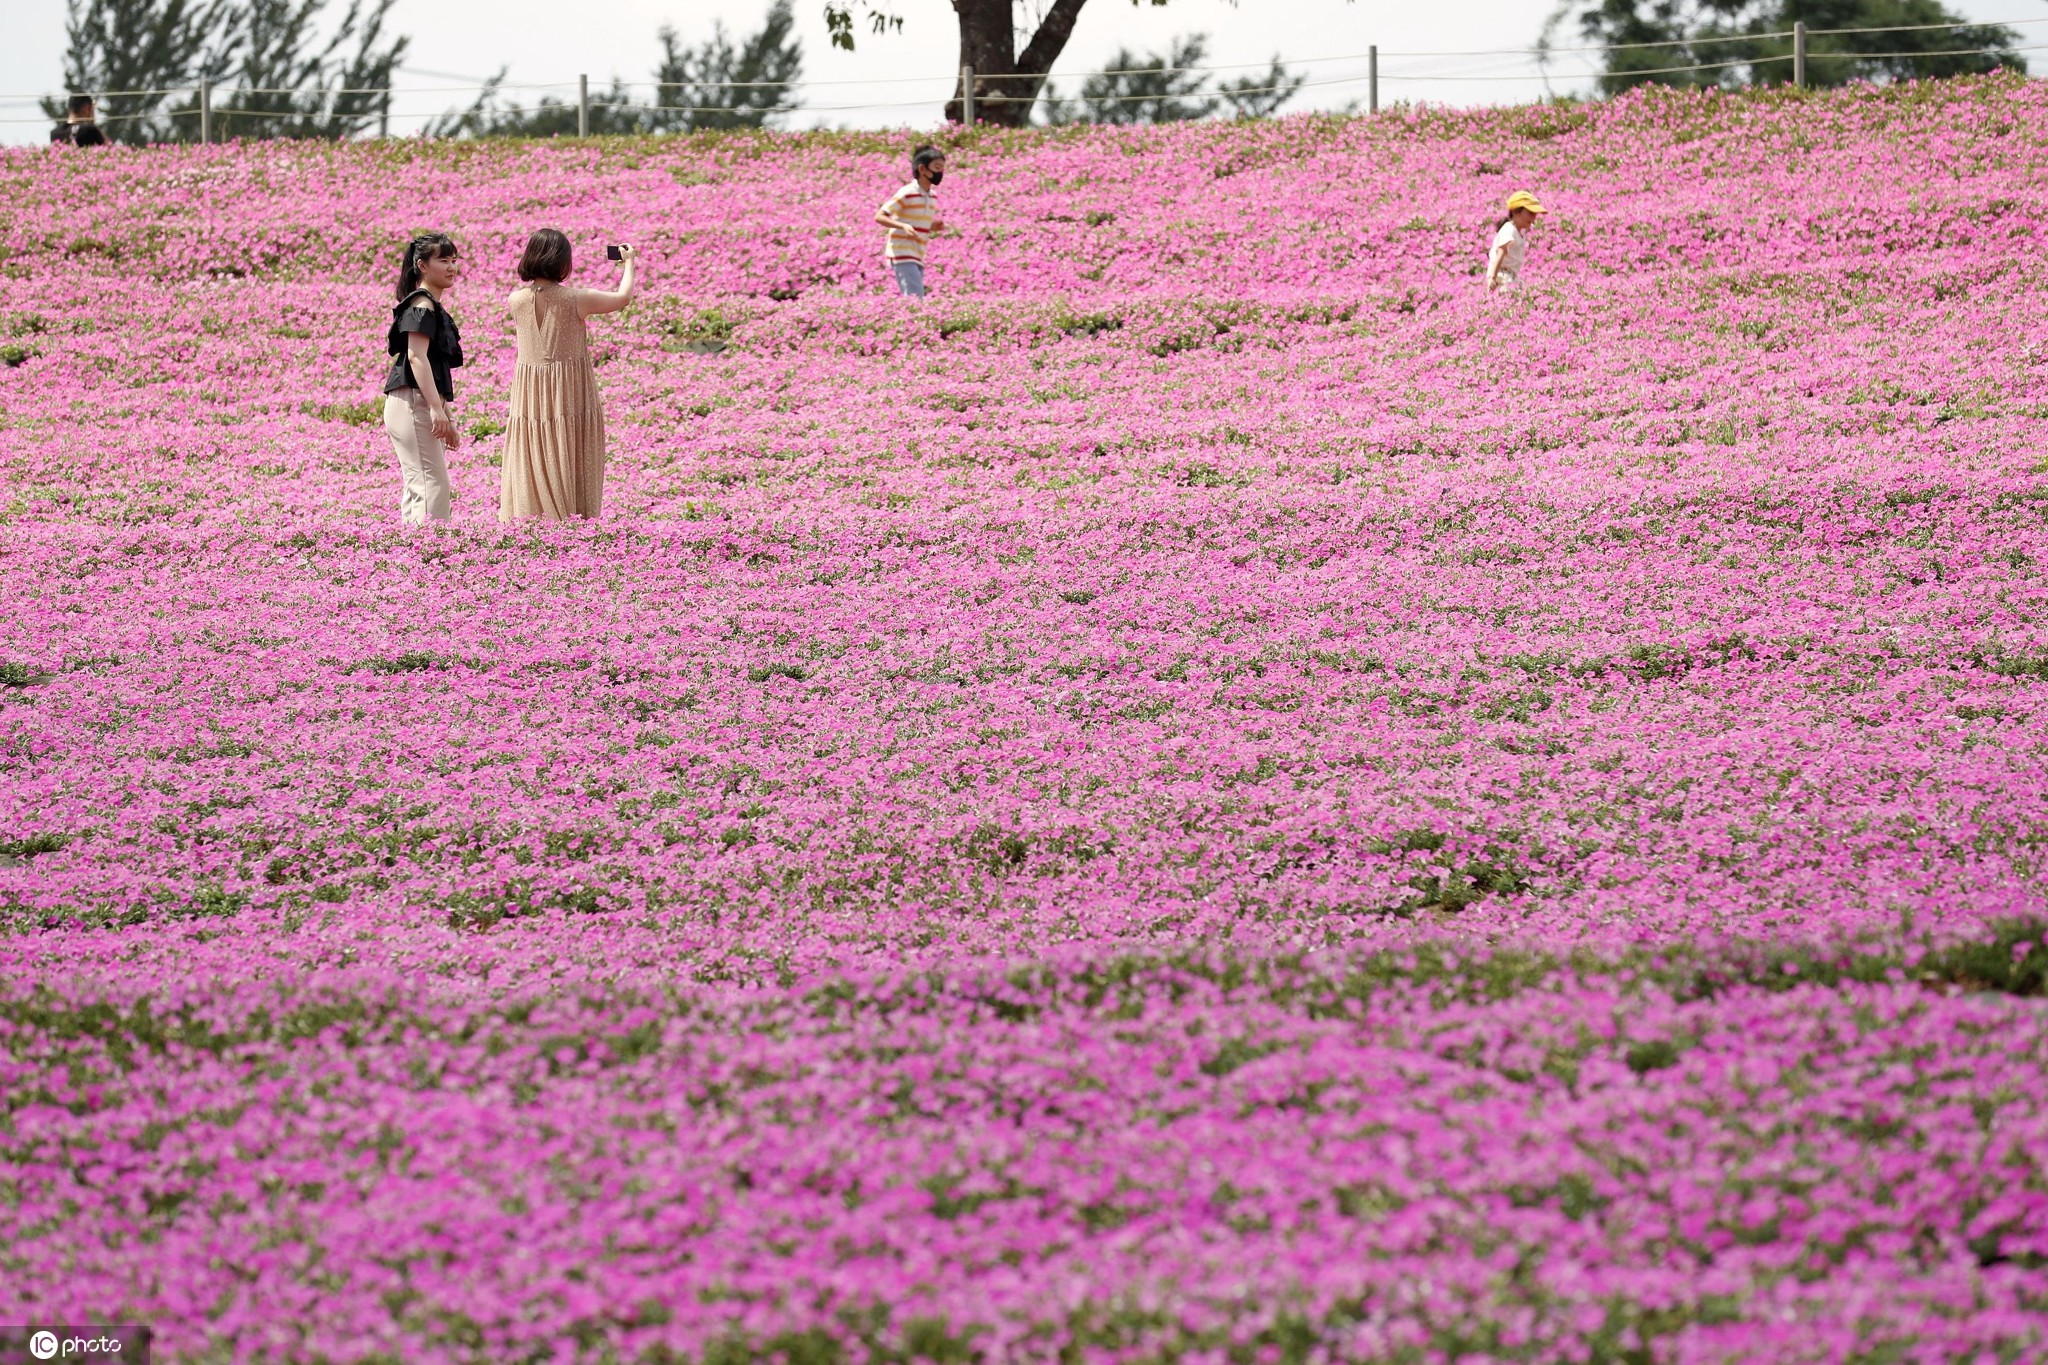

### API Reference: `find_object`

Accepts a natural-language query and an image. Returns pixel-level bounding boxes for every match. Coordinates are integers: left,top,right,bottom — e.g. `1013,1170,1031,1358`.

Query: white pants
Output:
384,390,451,524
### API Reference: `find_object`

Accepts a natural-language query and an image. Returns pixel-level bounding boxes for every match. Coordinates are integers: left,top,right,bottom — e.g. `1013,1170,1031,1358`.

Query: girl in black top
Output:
381,232,465,523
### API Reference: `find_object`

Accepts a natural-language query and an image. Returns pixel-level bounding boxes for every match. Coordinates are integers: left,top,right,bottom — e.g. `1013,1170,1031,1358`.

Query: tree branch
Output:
1015,0,1092,78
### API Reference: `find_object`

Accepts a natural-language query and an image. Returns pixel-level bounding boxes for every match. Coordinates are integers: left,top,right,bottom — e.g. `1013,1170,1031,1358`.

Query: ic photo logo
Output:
14,1329,137,1363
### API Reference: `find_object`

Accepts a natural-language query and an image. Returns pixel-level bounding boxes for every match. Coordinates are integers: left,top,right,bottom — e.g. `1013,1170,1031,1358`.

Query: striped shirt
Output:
877,181,937,265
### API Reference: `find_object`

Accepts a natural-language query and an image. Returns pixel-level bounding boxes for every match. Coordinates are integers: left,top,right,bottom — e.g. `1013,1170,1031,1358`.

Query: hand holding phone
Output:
606,244,634,262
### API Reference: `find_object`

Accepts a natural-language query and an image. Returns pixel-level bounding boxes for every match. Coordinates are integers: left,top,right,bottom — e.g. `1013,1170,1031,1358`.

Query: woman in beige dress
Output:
500,229,636,521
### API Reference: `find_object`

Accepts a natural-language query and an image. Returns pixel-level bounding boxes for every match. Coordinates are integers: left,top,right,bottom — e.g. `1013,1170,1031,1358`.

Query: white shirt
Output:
1490,221,1528,281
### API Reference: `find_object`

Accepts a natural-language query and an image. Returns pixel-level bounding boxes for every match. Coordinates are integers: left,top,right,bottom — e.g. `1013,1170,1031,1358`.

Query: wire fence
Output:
8,16,2043,132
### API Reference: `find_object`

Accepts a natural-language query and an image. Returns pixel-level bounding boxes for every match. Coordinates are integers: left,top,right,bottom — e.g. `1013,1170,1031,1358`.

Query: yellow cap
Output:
1505,190,1547,215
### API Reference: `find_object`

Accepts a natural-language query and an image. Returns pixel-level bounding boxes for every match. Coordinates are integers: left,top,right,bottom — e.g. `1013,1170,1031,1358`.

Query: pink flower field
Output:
3,78,2048,1362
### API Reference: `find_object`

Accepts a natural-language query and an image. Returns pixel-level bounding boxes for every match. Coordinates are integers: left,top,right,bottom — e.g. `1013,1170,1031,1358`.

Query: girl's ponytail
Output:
394,231,458,300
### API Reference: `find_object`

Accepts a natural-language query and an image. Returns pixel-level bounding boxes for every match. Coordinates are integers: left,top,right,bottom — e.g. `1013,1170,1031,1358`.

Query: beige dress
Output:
500,280,606,520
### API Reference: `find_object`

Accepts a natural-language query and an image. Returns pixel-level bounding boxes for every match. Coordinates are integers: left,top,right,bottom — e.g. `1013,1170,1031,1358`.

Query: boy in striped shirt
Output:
874,144,947,298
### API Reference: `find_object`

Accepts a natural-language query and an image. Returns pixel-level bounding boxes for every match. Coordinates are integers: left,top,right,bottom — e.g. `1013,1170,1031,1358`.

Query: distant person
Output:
499,229,636,522
382,232,465,524
874,145,947,298
50,94,108,147
1486,190,1546,293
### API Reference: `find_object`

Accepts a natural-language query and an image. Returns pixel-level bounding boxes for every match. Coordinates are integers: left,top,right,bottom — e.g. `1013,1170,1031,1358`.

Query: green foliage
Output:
1201,1035,1287,1077
0,832,71,860
1970,647,2048,681
310,399,382,427
427,75,634,140
1040,34,1304,126
960,823,1032,873
1561,0,2023,95
1624,642,1693,681
1052,308,1122,339
1044,35,1216,124
1933,919,2048,996
1217,57,1308,120
50,0,406,144
664,308,738,353
366,651,451,675
181,884,248,919
432,1,801,138
822,2,903,54
46,0,232,144
1175,462,1236,488
207,0,409,140
1626,1038,1683,1073
652,0,802,132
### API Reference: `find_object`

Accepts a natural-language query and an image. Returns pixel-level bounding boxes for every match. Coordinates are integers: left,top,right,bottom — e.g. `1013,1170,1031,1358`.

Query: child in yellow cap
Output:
1486,190,1546,293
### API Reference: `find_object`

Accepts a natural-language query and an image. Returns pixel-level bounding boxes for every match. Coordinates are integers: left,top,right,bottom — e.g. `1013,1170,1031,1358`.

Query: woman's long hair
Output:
395,232,459,300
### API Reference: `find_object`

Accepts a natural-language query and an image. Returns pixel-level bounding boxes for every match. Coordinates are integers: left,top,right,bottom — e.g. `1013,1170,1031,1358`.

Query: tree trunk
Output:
946,0,1089,128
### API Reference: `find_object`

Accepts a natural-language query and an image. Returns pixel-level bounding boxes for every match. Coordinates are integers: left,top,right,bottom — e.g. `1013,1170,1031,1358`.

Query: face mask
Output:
927,170,943,187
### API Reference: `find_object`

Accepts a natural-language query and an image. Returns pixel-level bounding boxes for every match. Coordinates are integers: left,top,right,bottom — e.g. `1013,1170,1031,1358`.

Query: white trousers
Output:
384,390,452,524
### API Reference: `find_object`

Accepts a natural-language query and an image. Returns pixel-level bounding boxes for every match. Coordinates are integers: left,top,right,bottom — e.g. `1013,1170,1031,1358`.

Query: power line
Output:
1409,13,2047,61
1403,42,2046,83
9,15,2041,105
5,24,2036,129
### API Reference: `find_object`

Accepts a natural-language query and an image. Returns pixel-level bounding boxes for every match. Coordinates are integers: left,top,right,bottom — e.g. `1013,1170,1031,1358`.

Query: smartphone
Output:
606,245,626,261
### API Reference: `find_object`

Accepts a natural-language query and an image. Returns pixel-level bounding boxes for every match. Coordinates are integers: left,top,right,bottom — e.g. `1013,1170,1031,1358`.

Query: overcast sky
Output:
6,0,2046,143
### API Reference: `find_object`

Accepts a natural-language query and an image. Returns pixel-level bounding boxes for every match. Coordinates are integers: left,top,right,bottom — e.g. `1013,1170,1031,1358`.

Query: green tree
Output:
43,0,237,144
1041,34,1216,124
1218,57,1308,119
432,0,803,138
48,0,404,142
826,0,1334,127
210,0,406,140
428,75,638,139
1038,34,1304,124
652,0,804,130
1559,0,2022,94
